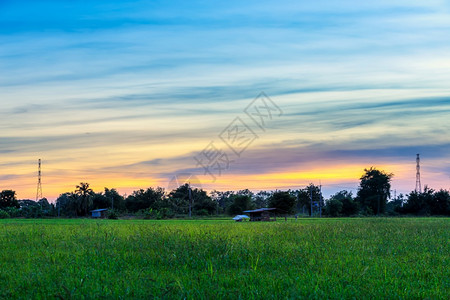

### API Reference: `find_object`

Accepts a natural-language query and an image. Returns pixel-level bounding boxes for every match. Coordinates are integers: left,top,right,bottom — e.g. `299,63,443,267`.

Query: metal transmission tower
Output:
415,154,421,193
36,159,43,201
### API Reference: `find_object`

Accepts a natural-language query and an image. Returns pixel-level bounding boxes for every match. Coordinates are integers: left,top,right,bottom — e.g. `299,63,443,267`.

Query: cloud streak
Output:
1,0,449,200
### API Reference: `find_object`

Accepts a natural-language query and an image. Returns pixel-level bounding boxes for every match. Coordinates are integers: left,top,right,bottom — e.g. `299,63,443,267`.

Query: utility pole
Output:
319,184,322,218
310,185,313,217
36,159,43,202
188,183,192,218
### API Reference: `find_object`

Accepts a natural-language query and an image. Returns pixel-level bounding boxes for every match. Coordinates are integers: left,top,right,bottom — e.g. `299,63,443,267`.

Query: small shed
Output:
91,208,108,218
232,215,250,222
243,208,278,222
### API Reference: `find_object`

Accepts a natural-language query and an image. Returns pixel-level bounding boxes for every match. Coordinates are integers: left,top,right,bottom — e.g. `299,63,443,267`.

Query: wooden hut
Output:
91,208,108,218
243,208,277,221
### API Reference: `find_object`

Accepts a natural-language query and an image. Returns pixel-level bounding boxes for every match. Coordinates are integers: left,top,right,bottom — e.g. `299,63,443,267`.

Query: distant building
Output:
243,208,278,221
91,208,108,218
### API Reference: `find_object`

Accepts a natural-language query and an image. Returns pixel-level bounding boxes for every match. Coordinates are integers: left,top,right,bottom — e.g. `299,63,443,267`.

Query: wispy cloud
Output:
1,0,449,199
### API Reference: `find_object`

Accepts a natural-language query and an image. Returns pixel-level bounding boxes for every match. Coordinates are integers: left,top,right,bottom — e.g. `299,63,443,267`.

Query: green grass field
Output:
0,218,448,299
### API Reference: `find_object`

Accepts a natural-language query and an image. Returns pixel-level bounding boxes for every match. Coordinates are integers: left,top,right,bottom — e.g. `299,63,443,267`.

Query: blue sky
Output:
0,0,449,200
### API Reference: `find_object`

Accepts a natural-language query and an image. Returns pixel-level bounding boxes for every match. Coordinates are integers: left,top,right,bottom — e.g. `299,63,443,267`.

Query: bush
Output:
143,208,175,219
324,199,343,217
195,209,209,216
107,210,119,220
158,207,175,219
143,208,158,219
0,210,10,219
22,206,43,218
4,207,21,217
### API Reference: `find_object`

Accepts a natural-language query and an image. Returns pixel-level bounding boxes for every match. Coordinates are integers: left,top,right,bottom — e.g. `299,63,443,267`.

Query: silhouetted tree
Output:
17,199,39,218
75,182,94,216
211,190,236,214
168,184,214,215
91,192,108,210
252,191,272,208
104,188,126,211
268,191,296,214
17,198,52,218
402,187,450,216
431,189,450,215
296,184,323,216
37,198,53,216
193,192,216,215
55,192,80,216
18,199,38,209
356,168,393,215
0,190,19,209
402,187,434,215
90,188,126,211
324,190,357,217
235,189,254,197
210,190,224,214
126,187,165,212
324,198,343,217
227,194,253,215
386,193,405,215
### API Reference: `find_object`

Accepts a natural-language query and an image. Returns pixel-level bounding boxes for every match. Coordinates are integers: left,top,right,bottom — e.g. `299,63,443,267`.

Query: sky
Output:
1,0,449,201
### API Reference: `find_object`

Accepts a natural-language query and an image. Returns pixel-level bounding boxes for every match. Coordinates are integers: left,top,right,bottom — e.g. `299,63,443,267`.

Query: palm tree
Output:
75,182,93,216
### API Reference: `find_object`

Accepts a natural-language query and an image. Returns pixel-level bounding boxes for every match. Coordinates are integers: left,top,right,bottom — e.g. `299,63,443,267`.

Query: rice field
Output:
0,218,448,299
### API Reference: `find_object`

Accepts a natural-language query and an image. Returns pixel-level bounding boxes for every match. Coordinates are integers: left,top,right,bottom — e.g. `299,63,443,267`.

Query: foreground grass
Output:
0,218,448,299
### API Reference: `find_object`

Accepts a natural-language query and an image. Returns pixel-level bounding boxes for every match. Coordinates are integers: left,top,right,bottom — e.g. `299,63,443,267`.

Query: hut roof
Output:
90,208,108,212
243,208,277,213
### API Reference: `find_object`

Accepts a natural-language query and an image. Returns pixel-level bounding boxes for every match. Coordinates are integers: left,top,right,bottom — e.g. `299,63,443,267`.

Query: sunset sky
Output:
1,0,449,201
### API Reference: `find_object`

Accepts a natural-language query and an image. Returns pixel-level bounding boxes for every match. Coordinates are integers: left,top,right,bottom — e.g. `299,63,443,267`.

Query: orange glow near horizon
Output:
2,152,447,202
191,163,389,191
1,1,450,208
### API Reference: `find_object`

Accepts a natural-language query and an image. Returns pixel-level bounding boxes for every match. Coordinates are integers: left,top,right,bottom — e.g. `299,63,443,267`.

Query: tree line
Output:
1,167,449,218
